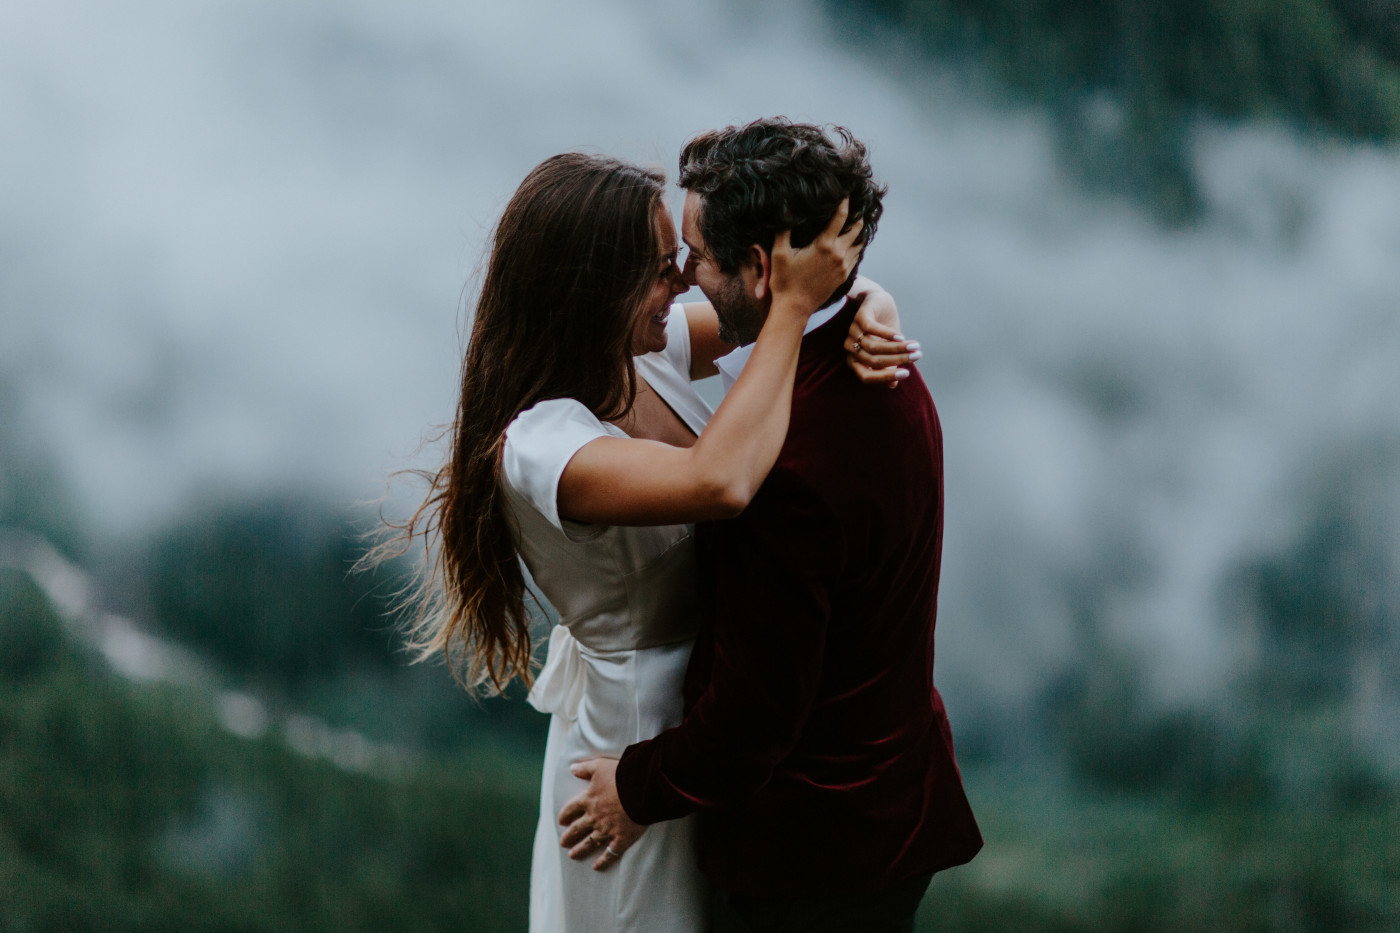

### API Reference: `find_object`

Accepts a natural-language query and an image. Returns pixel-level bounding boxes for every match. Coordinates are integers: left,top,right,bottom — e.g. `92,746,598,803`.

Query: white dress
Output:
502,306,713,933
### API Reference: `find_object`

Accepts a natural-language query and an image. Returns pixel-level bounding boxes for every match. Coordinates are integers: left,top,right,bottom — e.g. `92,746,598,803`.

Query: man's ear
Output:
748,244,772,301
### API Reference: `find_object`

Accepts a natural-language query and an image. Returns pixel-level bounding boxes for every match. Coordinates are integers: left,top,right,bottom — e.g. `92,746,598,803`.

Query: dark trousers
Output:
712,872,933,933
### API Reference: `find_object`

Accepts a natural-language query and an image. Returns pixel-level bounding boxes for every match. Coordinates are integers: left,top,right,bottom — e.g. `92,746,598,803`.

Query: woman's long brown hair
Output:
380,153,667,695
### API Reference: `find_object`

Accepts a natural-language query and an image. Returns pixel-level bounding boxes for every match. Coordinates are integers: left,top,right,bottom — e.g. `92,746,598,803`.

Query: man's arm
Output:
559,469,841,868
617,468,843,821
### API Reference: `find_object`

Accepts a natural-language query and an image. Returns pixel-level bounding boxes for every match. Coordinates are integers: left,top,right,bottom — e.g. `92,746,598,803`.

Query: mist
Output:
4,0,1398,728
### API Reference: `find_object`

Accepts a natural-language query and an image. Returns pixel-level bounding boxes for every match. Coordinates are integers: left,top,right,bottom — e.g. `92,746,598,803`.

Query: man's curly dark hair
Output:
678,117,886,276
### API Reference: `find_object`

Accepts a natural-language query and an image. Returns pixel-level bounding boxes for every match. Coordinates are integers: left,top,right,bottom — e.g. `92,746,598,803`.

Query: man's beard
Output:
711,276,767,346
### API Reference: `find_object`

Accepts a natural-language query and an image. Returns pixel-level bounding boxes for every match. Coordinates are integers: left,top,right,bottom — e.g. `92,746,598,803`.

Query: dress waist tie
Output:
527,624,586,721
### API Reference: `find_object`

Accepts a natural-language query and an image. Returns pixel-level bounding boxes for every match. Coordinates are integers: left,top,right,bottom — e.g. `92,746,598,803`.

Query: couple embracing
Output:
397,118,982,933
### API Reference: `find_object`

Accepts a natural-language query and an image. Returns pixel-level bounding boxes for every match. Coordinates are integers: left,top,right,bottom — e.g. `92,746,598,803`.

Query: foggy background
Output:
3,0,1397,929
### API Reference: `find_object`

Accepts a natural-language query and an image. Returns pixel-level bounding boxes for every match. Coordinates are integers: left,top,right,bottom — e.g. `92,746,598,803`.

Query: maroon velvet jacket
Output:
615,300,983,895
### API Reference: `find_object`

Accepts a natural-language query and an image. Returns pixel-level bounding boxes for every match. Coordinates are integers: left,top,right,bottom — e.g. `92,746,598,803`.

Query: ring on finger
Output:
605,845,622,858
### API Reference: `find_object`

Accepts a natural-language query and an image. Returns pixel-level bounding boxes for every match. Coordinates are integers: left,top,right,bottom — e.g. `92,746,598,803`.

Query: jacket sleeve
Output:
615,468,844,824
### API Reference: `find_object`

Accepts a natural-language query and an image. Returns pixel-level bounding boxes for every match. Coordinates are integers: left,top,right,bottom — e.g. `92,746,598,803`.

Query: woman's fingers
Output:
854,337,916,361
838,229,865,276
851,278,903,341
836,217,865,249
853,361,910,386
769,198,874,312
808,199,863,270
846,319,920,385
850,358,910,385
825,197,850,234
853,313,903,342
828,204,865,276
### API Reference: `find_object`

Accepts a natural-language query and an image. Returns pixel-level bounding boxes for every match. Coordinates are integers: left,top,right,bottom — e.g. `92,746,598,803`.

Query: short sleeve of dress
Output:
659,303,692,379
502,398,612,532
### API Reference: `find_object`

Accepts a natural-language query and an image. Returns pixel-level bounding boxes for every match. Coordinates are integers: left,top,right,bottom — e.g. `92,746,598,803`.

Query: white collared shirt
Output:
714,302,845,393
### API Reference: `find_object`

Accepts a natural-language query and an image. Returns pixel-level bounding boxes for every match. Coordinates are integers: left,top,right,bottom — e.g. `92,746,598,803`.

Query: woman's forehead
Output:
655,203,678,251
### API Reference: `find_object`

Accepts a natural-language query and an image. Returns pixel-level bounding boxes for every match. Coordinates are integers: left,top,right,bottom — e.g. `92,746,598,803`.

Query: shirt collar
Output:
714,302,844,393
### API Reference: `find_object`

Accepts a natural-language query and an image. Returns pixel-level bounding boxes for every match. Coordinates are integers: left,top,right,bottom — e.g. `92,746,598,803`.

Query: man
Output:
561,117,982,932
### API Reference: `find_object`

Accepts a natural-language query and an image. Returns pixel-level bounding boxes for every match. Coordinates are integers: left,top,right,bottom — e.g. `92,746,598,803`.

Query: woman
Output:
392,153,913,932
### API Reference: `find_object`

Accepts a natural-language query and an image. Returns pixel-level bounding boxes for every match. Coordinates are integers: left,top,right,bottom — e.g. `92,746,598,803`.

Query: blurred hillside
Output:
3,402,1397,928
0,564,539,933
828,0,1400,218
4,515,1396,930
